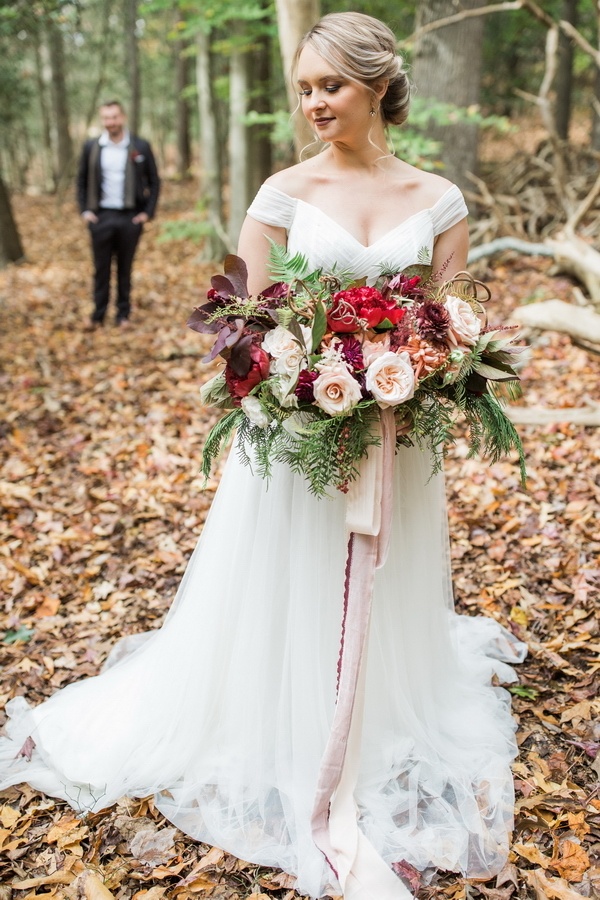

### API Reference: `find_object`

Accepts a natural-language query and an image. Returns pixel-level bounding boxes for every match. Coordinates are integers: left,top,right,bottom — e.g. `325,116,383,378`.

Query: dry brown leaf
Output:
258,870,297,890
45,815,85,843
551,839,591,882
566,811,591,839
526,867,590,900
171,873,221,895
193,844,225,871
129,826,177,865
77,871,118,900
132,889,167,900
0,805,21,828
513,841,553,868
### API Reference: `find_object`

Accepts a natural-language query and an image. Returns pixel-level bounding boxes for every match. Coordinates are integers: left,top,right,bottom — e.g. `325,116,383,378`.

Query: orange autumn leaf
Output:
551,839,591,883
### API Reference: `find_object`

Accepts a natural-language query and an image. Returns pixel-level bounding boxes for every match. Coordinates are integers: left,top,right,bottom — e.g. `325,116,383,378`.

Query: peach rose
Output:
362,333,391,367
366,351,415,408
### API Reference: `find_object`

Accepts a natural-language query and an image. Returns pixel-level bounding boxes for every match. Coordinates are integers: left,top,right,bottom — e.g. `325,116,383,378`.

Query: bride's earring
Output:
369,105,376,117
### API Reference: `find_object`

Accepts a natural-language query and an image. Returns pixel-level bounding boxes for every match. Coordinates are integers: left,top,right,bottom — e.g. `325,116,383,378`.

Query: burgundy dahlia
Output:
295,368,319,402
339,337,364,371
414,301,450,343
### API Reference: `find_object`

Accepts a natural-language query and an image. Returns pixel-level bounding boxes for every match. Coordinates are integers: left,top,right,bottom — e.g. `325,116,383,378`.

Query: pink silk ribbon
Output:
310,408,413,899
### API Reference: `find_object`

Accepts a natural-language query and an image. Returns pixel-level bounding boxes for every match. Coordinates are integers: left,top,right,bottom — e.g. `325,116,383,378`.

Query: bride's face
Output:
296,44,374,144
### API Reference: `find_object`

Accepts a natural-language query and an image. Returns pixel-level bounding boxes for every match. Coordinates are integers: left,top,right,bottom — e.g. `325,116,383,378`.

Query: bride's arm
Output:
237,215,287,296
432,218,469,281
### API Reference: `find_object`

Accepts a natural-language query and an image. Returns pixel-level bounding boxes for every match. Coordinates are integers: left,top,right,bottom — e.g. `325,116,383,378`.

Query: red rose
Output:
225,345,270,401
327,286,404,333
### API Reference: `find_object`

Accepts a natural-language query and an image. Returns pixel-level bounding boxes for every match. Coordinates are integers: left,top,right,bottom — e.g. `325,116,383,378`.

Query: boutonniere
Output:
130,148,145,163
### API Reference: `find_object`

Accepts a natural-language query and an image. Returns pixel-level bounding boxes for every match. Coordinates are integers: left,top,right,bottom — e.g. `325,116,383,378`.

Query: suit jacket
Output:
76,135,160,219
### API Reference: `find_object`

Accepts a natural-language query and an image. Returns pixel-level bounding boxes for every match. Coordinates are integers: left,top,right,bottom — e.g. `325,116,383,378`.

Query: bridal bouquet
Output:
188,247,526,497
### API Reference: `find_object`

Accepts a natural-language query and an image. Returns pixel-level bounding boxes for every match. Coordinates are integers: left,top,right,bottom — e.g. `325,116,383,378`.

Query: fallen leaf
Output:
258,870,297,890
76,870,118,900
391,859,422,893
566,811,590,839
526,867,591,900
0,805,20,828
552,839,590,882
129,826,177,866
513,841,552,868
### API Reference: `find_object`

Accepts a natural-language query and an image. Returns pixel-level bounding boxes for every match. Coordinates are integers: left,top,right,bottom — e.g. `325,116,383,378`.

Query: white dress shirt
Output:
98,129,131,209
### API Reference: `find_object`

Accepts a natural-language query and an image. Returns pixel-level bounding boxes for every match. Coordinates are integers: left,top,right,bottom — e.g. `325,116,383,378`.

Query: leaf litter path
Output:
0,184,599,899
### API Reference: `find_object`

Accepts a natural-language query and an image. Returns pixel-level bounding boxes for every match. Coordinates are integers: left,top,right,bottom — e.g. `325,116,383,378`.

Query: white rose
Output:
262,324,311,361
241,395,271,428
313,365,362,416
274,343,306,378
445,295,481,347
366,351,415,408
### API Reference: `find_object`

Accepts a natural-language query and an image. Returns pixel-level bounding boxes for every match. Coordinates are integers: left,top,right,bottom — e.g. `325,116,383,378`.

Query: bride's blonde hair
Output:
293,12,410,127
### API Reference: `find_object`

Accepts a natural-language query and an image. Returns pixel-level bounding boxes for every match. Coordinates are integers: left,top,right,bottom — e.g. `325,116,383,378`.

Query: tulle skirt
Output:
0,442,525,898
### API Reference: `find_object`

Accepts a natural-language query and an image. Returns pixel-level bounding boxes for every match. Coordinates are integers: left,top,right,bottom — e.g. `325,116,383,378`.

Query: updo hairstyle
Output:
294,12,410,127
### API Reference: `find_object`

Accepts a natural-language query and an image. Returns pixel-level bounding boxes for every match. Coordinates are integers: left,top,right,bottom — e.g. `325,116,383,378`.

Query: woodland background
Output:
1,1,600,899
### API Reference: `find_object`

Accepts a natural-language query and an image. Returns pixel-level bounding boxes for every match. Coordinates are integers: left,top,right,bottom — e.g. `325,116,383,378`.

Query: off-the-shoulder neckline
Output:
258,183,463,250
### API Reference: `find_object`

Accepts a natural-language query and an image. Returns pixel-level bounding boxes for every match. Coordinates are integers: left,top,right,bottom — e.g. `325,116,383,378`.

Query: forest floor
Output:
0,182,599,900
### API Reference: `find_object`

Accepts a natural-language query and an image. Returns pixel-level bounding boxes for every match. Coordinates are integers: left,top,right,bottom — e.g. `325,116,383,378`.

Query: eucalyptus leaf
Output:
311,301,328,353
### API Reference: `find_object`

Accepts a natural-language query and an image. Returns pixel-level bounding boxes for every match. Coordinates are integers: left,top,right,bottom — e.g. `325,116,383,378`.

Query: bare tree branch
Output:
399,2,524,46
559,19,600,67
401,0,600,69
468,237,552,263
565,170,600,234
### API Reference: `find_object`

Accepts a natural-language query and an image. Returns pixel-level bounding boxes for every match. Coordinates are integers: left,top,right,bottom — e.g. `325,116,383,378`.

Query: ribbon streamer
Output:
311,408,413,899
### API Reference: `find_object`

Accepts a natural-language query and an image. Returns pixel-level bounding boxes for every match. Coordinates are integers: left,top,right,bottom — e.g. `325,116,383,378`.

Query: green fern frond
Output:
202,409,245,481
267,239,313,282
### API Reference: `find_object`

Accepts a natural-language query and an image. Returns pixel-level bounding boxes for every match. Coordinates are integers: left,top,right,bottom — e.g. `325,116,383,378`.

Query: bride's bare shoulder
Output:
392,161,459,204
264,158,324,200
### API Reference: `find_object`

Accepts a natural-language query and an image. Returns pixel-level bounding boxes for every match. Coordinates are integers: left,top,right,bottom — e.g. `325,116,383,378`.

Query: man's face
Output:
100,105,126,139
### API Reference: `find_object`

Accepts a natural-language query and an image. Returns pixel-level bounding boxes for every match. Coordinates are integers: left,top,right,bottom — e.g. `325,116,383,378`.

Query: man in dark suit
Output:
77,100,160,329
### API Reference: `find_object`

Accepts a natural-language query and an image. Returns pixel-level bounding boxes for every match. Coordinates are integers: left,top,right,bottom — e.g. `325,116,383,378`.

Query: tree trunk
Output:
274,0,320,157
85,0,113,130
174,21,192,178
124,0,140,134
593,4,600,151
46,19,73,187
412,0,485,194
33,27,55,191
0,174,24,267
555,0,578,140
247,20,273,196
196,27,227,259
228,26,249,246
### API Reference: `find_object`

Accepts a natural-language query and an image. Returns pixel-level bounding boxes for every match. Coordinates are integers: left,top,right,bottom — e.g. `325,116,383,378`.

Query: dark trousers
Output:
88,209,143,323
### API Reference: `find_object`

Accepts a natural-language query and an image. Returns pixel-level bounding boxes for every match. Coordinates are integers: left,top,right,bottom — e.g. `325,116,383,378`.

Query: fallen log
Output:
468,237,552,263
546,231,600,304
511,298,600,345
506,402,600,426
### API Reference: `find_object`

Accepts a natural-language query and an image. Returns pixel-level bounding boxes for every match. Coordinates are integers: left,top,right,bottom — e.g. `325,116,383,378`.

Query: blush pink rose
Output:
313,365,362,416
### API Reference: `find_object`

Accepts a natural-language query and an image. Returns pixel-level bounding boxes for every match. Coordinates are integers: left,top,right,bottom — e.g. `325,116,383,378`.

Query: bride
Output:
0,12,525,900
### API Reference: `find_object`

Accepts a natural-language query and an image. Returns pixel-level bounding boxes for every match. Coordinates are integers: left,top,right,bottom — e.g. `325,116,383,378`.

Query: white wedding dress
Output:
0,183,526,899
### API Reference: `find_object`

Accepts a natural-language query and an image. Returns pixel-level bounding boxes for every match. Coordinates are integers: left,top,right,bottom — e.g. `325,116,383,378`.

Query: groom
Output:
77,100,160,329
